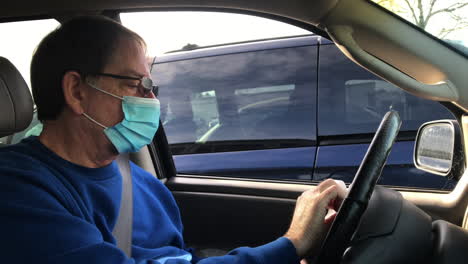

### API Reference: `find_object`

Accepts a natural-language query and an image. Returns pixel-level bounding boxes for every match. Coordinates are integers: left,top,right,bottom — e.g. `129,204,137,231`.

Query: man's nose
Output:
137,86,156,98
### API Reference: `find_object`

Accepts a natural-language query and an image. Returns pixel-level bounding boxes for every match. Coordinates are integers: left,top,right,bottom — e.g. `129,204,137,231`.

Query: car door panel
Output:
314,141,456,190
165,176,466,252
173,147,316,180
173,191,295,250
166,177,303,250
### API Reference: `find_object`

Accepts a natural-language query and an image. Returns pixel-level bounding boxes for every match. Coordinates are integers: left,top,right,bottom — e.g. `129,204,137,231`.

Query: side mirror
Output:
414,120,464,179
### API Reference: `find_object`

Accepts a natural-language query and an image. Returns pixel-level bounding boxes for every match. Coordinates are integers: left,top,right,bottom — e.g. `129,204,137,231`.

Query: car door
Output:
150,40,320,251
119,9,468,254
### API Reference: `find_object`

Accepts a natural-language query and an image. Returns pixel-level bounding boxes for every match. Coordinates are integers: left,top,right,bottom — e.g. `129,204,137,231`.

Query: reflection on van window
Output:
345,80,406,124
318,44,453,136
191,90,219,140
154,45,317,154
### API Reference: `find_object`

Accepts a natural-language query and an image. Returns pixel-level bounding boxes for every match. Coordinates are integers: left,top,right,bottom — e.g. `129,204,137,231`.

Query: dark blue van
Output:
152,35,456,190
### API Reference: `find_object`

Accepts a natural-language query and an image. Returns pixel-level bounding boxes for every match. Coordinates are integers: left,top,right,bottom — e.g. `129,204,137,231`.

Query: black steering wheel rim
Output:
315,110,402,264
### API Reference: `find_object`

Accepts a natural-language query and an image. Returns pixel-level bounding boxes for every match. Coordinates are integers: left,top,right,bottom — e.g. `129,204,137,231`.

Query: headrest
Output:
0,57,33,137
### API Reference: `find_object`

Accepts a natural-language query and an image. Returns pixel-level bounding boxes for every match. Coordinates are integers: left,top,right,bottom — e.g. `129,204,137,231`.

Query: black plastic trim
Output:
169,139,316,155
441,101,465,124
152,120,177,179
0,15,52,23
318,130,416,146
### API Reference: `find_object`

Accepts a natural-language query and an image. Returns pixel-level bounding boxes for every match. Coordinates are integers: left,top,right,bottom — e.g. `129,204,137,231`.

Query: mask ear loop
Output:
83,112,108,129
83,79,126,129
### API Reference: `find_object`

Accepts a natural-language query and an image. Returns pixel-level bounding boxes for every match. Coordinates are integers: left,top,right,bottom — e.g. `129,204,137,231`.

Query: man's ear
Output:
62,71,86,115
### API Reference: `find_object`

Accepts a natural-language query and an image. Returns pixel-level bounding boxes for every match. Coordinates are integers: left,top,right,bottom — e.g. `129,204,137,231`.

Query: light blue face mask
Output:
83,83,160,153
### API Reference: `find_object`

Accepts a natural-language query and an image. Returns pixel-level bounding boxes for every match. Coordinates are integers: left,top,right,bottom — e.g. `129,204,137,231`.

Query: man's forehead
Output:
105,39,149,76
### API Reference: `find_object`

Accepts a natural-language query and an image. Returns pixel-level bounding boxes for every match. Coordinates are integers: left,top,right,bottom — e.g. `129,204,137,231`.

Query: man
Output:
0,16,346,263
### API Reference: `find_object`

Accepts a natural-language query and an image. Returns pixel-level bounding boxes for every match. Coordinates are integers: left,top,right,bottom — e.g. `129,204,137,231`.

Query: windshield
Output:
371,0,468,56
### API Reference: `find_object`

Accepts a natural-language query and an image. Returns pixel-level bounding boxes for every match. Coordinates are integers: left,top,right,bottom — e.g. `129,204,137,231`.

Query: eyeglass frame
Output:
86,72,159,97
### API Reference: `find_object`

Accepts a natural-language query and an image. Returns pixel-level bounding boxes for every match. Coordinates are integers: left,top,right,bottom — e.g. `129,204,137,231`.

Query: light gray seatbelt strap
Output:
113,153,133,257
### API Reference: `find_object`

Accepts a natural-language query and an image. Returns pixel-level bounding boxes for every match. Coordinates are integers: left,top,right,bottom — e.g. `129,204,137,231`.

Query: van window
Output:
153,45,317,156
318,44,453,137
0,19,58,145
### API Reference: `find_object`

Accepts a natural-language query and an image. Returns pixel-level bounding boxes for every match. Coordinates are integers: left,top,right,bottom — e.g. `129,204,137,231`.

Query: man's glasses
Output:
92,72,159,97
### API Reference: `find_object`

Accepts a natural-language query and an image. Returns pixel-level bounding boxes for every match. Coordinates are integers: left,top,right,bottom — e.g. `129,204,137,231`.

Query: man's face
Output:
80,38,152,151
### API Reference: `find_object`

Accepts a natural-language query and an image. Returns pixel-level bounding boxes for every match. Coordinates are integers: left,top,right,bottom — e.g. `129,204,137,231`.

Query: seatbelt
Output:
113,153,133,257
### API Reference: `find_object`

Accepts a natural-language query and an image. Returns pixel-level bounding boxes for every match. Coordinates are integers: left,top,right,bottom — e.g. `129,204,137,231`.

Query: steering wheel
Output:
314,110,401,264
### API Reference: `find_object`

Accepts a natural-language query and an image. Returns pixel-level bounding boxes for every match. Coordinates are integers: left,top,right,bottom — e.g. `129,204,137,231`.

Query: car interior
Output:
1,0,468,263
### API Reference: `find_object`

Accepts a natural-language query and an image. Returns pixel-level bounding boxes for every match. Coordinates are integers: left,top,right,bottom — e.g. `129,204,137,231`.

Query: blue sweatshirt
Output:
0,137,299,264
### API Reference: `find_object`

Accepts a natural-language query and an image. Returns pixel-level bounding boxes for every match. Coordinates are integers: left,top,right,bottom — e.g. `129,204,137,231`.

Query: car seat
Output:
0,57,34,139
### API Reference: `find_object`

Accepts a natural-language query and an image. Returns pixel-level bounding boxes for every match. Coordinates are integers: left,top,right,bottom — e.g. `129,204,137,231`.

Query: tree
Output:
374,0,468,38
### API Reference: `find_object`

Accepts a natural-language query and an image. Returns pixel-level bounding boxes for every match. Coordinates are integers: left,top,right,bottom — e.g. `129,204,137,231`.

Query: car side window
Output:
0,19,58,145
153,45,318,179
318,44,453,136
0,19,59,88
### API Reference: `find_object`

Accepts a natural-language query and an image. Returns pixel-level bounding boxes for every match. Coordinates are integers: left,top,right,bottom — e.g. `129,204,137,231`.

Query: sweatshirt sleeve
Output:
192,237,300,264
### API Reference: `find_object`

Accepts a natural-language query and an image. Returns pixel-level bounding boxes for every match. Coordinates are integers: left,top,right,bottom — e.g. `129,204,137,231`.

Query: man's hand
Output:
284,179,347,258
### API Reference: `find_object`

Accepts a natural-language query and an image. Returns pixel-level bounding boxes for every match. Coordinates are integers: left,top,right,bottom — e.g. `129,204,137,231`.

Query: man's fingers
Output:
286,179,349,258
317,185,340,217
324,210,337,225
320,185,344,215
335,180,348,199
286,180,348,258
316,179,337,192
317,179,347,197
320,182,348,225
320,184,339,201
